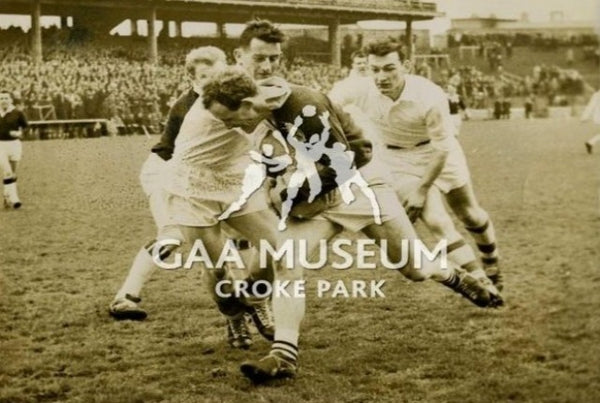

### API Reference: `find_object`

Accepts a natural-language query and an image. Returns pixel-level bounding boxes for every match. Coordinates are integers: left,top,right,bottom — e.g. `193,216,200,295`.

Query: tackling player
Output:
109,47,273,349
329,40,503,290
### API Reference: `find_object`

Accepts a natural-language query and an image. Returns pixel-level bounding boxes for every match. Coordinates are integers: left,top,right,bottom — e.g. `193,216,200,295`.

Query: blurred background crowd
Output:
0,25,596,136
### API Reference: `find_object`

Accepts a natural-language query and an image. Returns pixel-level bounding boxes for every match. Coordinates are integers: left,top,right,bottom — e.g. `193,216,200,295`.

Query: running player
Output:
447,84,468,135
329,39,503,290
108,47,273,348
237,72,502,385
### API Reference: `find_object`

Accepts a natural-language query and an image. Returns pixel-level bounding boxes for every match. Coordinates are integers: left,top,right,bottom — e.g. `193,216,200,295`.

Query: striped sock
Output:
271,340,298,363
466,219,499,265
3,177,19,204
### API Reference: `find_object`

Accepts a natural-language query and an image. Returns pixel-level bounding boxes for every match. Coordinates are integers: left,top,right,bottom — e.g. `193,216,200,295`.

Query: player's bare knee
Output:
458,206,487,228
421,212,454,239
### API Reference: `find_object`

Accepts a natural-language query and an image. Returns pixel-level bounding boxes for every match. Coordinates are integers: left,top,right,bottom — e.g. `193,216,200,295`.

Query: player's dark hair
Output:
202,67,258,111
239,19,285,48
363,40,405,61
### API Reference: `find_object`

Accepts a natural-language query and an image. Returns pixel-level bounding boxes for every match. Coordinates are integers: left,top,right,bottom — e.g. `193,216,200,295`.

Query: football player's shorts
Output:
139,153,165,197
164,188,270,228
379,137,470,195
0,140,22,173
313,183,404,232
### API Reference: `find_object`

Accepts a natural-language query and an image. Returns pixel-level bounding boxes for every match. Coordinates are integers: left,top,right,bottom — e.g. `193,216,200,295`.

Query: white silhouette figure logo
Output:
218,130,292,221
220,104,382,230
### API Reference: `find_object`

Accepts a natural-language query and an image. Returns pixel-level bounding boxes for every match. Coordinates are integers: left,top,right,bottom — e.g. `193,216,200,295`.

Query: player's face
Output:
208,100,270,133
235,38,282,80
191,60,226,88
0,93,12,109
368,52,406,100
352,56,368,76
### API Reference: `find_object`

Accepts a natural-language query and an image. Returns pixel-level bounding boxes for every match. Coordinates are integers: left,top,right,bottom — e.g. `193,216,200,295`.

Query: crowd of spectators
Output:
449,32,599,49
433,62,586,109
0,26,592,135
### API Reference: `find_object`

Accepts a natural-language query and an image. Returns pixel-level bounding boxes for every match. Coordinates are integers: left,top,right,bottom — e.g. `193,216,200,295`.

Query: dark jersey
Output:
448,96,466,115
0,108,28,141
151,89,198,161
270,84,372,201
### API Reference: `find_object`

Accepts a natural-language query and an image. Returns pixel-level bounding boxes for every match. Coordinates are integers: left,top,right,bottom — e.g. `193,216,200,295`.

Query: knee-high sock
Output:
3,177,19,203
271,280,304,363
115,246,158,300
419,256,456,283
446,239,486,278
466,218,499,266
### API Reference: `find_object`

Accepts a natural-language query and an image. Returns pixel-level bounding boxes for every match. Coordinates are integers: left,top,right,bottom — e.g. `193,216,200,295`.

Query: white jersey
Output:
162,98,254,201
329,74,455,152
329,72,374,104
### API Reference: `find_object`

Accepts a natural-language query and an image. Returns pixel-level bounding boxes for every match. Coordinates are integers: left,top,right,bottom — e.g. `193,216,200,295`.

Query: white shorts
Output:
380,138,470,195
164,188,271,228
313,183,403,233
140,153,166,197
0,140,22,175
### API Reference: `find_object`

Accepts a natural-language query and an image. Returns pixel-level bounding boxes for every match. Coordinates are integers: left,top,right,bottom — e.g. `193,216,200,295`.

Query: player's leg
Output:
1,141,22,208
109,181,182,320
224,209,284,342
585,133,600,154
109,223,182,320
240,218,341,383
445,182,502,289
361,215,496,307
335,183,497,306
419,185,490,281
179,223,253,349
393,172,489,283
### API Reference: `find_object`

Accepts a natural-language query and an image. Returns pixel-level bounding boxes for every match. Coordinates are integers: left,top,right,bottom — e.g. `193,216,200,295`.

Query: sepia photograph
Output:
0,0,598,401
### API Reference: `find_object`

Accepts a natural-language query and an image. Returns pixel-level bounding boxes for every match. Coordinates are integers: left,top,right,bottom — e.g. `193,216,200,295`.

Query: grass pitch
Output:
1,118,599,402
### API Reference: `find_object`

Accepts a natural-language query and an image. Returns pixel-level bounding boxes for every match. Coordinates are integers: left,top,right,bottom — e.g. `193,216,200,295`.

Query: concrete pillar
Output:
131,19,138,36
172,20,181,38
148,7,158,65
60,15,68,28
216,21,226,39
31,0,42,64
328,17,341,68
405,18,413,61
178,20,184,37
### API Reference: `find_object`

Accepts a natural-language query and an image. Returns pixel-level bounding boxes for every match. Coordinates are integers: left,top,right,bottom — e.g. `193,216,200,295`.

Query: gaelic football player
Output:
329,39,502,289
0,90,27,209
109,47,273,348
